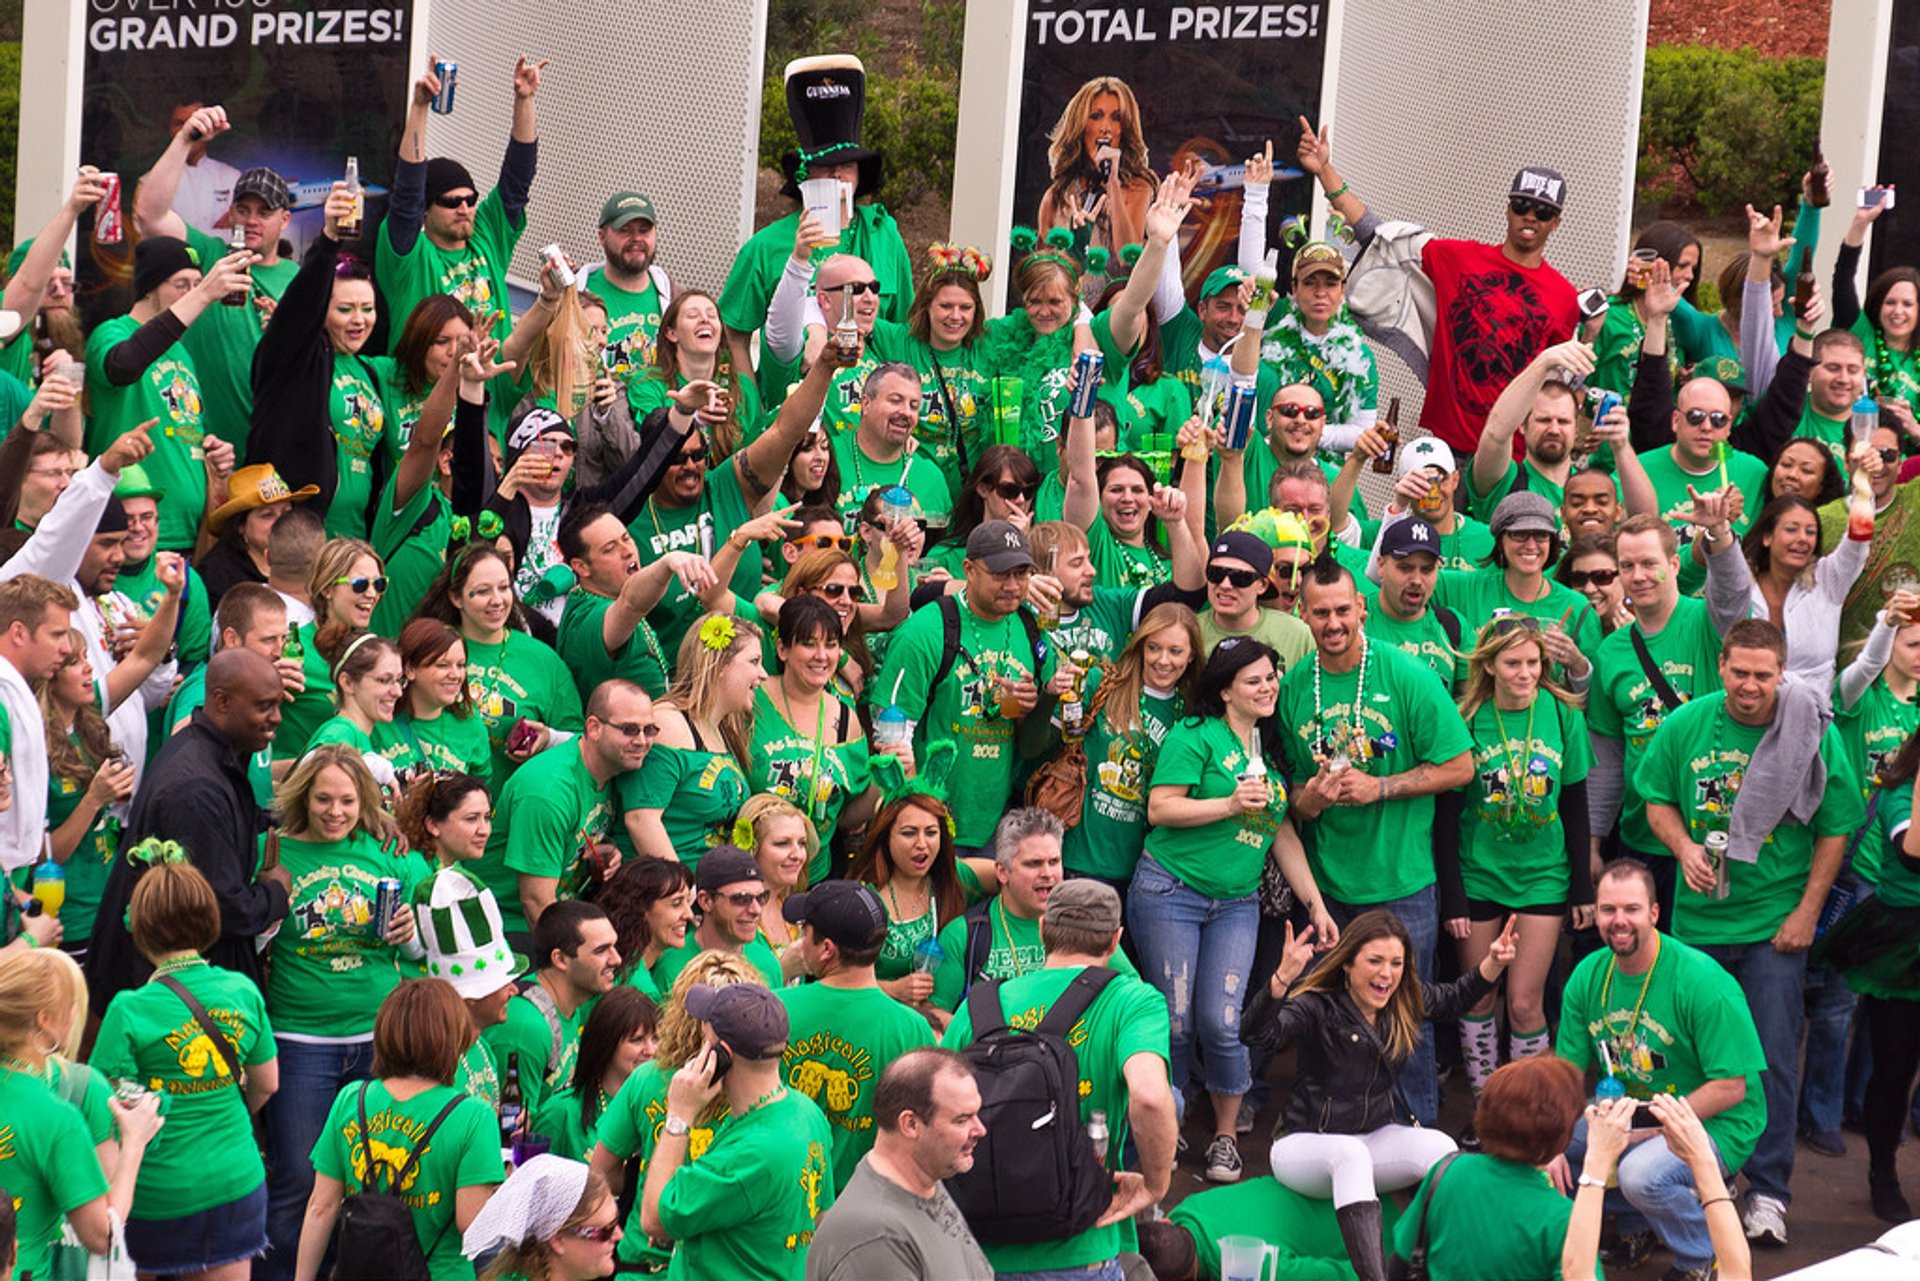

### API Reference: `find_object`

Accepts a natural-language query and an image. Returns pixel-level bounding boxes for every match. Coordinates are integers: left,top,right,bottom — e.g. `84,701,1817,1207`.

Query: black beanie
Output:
95,495,128,535
133,237,199,299
425,158,476,203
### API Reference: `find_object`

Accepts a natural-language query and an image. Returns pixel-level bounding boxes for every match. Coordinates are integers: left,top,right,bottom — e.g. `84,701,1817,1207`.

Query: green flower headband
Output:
126,837,187,869
450,511,504,543
871,740,959,834
1008,226,1142,280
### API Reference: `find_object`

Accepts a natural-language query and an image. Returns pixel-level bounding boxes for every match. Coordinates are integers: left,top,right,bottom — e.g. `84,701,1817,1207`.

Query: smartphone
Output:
707,1043,734,1084
1860,186,1896,210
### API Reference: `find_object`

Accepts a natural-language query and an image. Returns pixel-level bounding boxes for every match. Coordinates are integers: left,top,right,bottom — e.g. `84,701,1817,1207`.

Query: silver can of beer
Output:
1222,379,1260,451
431,60,459,114
1703,831,1731,901
371,877,404,938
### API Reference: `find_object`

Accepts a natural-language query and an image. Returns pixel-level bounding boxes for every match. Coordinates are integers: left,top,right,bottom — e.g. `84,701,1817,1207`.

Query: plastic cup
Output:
799,177,844,237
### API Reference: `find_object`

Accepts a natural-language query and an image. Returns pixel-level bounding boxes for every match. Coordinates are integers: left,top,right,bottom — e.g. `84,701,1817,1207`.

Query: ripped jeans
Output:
1127,855,1257,1100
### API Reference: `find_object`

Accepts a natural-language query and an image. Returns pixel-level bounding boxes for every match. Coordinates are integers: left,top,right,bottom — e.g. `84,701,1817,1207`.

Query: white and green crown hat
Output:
418,866,529,999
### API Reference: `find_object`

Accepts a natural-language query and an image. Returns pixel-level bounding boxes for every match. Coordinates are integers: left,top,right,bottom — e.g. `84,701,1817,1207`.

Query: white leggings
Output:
1269,1125,1459,1208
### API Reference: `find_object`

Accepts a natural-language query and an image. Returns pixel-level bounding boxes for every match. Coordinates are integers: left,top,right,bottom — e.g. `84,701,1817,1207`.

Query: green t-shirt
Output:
748,686,873,884
1634,691,1863,943
375,187,522,345
717,204,914,338
369,471,453,638
1227,446,1371,537
1555,933,1767,1170
942,965,1169,1274
321,351,398,538
882,324,993,496
1063,689,1182,881
1640,444,1768,595
461,631,585,792
584,266,663,387
1867,782,1920,909
1458,694,1593,907
85,314,207,551
269,833,432,1037
655,1089,836,1281
483,990,592,1118
1834,675,1920,804
479,741,614,935
1143,716,1288,899
777,983,935,1188
310,1080,505,1281
555,588,669,703
615,740,749,869
928,898,1140,1011
629,368,765,450
458,1036,500,1111
44,744,118,943
628,465,766,651
873,862,986,983
1197,606,1312,666
869,596,1057,847
531,1085,604,1161
1588,600,1729,853
828,436,954,535
1099,374,1194,462
0,1067,109,1280
112,557,213,670
307,714,375,755
1793,401,1850,473
1434,566,1599,662
1396,1153,1574,1281
181,225,298,450
1172,1177,1400,1281
593,1059,728,1269
651,933,784,992
273,621,338,762
1363,595,1463,692
373,709,492,780
1087,517,1170,591
1464,457,1569,528
1275,642,1475,904
89,962,275,1219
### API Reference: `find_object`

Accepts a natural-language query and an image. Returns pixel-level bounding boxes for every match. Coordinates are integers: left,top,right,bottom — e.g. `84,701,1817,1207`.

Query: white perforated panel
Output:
423,1,767,296
1321,0,1648,501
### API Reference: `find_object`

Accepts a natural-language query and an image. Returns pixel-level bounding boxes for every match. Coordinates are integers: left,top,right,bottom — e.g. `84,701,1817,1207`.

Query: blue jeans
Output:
258,1037,375,1281
1327,885,1439,1127
1564,1116,1727,1271
1127,856,1256,1101
1798,963,1858,1137
1697,940,1806,1204
998,1261,1125,1281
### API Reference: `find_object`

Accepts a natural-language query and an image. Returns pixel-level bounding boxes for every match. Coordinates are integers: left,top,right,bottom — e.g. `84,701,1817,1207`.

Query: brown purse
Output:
1024,739,1087,827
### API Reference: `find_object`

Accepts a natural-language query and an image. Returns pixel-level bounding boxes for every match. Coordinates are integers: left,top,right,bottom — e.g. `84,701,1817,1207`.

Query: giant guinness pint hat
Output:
419,865,529,1000
780,54,883,200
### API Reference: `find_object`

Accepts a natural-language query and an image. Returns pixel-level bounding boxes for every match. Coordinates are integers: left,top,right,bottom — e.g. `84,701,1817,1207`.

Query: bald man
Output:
87,648,292,1006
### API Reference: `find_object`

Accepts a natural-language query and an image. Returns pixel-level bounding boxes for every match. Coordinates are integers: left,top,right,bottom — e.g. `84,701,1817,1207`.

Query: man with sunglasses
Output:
767,252,888,435
480,678,651,940
379,56,545,359
652,846,784,990
1215,384,1368,536
1198,530,1309,662
831,362,953,533
1299,119,1578,454
1635,379,1769,595
780,506,856,566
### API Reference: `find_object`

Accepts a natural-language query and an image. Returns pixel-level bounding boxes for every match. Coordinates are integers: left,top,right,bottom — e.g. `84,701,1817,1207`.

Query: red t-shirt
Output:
1419,238,1578,453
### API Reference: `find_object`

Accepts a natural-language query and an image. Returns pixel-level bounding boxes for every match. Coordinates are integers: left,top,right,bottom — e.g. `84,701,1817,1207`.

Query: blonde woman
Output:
2,947,164,1281
734,793,817,960
587,951,766,1274
619,613,766,869
37,641,136,960
1444,620,1593,1103
1036,77,1155,275
278,537,386,762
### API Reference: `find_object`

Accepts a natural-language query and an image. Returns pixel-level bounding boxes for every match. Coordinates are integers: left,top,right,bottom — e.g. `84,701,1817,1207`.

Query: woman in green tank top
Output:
38,646,137,955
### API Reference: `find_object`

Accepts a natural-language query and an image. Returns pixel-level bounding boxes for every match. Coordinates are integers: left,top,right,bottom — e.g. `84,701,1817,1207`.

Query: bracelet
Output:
1377,777,1387,803
1327,181,1350,201
21,932,37,949
1700,1195,1733,1209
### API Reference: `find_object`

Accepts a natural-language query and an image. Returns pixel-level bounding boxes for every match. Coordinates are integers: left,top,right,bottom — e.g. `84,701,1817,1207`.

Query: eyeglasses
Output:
826,280,881,297
1509,197,1560,221
812,582,856,600
789,534,854,553
1877,447,1902,466
1565,568,1619,589
1206,564,1264,589
433,192,479,209
1682,408,1731,429
333,575,388,595
603,720,662,741
1488,615,1543,636
1503,530,1553,545
676,443,711,466
564,1223,620,1243
989,480,1039,502
1271,403,1325,421
722,889,771,908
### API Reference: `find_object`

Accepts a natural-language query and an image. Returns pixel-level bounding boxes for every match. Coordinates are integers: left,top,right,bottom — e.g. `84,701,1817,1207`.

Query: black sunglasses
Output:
603,719,662,741
1877,447,1902,466
827,280,881,297
434,192,479,209
813,582,856,600
1682,408,1731,429
564,1223,620,1243
1565,568,1619,589
988,480,1039,502
1488,615,1543,636
676,443,711,465
1509,197,1560,221
1206,564,1264,589
1271,402,1325,421
722,889,771,907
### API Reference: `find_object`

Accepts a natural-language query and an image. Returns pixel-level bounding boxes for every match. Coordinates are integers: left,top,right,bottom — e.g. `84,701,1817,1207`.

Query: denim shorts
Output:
125,1180,268,1274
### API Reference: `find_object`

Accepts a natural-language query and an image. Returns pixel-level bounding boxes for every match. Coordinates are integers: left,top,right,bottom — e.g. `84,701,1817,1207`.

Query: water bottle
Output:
912,936,944,974
872,486,912,591
1853,396,1880,450
1086,1108,1109,1159
872,705,913,752
29,855,64,919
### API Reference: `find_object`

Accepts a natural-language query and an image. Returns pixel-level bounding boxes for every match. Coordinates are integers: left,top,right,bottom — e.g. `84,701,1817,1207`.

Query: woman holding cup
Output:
37,641,137,961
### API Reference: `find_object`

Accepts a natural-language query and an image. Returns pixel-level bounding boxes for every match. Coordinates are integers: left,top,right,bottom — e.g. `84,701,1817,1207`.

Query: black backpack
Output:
331,1083,468,1281
929,593,1049,689
947,967,1118,1244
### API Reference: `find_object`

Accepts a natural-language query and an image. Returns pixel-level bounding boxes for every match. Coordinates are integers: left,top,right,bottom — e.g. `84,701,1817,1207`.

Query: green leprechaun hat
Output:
418,865,529,998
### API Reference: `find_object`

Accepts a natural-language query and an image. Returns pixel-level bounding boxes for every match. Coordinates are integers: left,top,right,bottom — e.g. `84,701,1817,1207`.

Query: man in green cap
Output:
1159,265,1278,414
586,192,674,391
108,464,213,685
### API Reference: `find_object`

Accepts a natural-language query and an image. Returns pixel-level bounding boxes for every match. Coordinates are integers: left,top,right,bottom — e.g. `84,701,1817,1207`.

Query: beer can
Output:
1068,350,1103,418
539,244,576,289
1222,380,1260,451
1703,831,1731,901
94,173,124,245
371,877,403,938
431,60,459,114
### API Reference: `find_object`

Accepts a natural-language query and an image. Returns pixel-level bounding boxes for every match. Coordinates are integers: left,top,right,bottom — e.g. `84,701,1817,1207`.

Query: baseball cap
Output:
599,192,658,230
1489,490,1559,538
1200,265,1249,300
1209,530,1273,577
966,520,1036,573
1379,518,1443,561
1396,437,1456,480
1509,167,1567,212
695,846,764,894
232,167,292,212
1698,356,1747,396
782,881,888,950
1291,242,1346,282
1044,879,1122,934
685,983,789,1059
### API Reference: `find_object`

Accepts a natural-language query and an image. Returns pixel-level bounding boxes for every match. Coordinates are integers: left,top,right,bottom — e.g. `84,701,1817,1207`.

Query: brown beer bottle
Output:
1809,139,1831,209
1372,397,1401,473
1794,267,1816,320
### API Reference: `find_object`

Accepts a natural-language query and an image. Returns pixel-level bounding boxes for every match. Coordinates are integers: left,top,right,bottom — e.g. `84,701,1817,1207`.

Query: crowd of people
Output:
0,47,1915,1281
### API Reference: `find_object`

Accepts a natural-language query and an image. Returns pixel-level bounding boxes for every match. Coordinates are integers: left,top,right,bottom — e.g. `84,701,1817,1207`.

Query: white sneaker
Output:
1742,1193,1787,1246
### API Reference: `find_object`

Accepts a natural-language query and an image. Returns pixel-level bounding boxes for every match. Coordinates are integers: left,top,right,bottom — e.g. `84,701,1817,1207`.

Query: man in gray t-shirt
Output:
804,1048,993,1281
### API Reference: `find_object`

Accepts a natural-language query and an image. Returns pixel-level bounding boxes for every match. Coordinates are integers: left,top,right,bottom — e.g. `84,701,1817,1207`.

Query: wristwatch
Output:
663,1114,692,1137
1576,1173,1607,1190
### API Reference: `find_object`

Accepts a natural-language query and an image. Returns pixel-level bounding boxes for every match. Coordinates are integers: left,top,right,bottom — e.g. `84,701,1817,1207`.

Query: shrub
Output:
1639,44,1825,216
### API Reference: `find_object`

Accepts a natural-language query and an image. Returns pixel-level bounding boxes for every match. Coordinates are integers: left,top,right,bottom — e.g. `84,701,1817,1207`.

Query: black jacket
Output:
86,713,290,1011
1241,968,1495,1134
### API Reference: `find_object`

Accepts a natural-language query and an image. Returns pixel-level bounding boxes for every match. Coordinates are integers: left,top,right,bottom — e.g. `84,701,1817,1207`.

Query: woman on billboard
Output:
1037,77,1155,284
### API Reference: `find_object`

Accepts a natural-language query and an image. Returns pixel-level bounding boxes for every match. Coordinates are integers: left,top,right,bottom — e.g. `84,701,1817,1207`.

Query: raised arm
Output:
385,65,439,256
1835,197,1890,333
737,346,837,506
1060,373,1101,530
1104,174,1193,358
7,170,107,320
132,107,229,243
1296,118,1366,230
1475,341,1591,499
1739,204,1789,396
497,56,546,224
